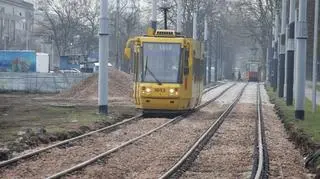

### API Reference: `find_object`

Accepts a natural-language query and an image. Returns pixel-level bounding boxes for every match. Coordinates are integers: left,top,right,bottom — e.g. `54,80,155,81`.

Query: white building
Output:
0,0,34,50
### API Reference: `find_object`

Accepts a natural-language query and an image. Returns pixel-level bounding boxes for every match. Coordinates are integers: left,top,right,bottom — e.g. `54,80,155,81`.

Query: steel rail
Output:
0,114,143,168
202,82,224,95
252,83,269,179
0,82,227,168
159,83,248,179
46,83,237,179
202,84,219,94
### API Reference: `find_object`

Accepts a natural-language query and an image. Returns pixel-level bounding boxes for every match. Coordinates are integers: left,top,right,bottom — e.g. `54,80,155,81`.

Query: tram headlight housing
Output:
169,88,179,96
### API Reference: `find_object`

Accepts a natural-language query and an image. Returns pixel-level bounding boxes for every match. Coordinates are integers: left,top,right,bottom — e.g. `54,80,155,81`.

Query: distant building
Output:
0,0,34,50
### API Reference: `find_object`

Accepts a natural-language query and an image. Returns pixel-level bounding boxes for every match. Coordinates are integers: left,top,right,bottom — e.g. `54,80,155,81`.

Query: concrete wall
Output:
0,72,92,93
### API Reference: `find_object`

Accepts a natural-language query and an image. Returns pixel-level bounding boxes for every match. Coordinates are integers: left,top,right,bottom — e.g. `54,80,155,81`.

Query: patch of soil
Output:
0,68,136,162
57,68,133,101
1,112,136,162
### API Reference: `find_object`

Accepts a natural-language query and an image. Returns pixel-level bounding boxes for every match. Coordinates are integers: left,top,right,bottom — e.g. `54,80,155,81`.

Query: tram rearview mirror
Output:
124,48,131,60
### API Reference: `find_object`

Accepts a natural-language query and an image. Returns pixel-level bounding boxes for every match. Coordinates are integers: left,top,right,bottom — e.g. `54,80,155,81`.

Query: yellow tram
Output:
124,29,204,114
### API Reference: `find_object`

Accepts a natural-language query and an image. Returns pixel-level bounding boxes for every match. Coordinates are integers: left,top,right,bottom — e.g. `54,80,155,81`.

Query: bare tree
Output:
37,0,99,57
235,0,278,79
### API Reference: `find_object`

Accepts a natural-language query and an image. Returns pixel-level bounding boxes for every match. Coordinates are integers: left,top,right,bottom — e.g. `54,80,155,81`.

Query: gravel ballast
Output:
63,83,246,178
0,82,240,178
0,118,169,178
259,84,310,178
181,82,257,178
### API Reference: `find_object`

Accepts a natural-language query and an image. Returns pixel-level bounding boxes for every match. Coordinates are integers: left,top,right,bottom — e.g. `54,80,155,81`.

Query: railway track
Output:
0,82,235,179
0,114,143,168
160,83,269,179
251,84,269,179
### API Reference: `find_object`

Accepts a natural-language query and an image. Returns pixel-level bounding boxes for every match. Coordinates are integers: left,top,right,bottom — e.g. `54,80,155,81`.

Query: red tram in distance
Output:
246,62,259,82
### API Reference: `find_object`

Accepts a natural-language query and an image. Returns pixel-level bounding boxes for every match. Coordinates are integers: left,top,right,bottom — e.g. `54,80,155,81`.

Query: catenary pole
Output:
51,36,54,70
177,0,182,33
278,0,287,98
215,29,220,82
26,18,29,50
98,0,109,114
295,0,308,120
313,0,319,112
273,13,280,91
271,25,275,86
193,12,197,40
115,0,120,70
204,16,208,85
294,9,299,101
151,0,157,30
286,0,295,105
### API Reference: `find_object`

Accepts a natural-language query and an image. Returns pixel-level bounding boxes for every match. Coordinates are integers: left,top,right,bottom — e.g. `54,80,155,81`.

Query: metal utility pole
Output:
286,0,295,105
284,26,289,99
312,0,319,112
151,0,157,30
193,12,197,40
273,14,279,91
26,18,29,50
51,36,54,70
295,0,308,120
278,0,287,98
204,16,208,85
219,29,223,80
272,33,275,86
98,0,109,114
208,38,212,83
294,8,299,100
215,29,220,82
266,48,269,83
115,0,120,70
176,0,182,33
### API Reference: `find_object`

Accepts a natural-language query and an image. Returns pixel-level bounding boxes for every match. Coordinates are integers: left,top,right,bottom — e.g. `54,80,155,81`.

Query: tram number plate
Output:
154,88,165,93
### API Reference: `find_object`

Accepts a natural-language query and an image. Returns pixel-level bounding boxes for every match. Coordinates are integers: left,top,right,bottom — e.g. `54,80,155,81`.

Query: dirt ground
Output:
0,68,136,160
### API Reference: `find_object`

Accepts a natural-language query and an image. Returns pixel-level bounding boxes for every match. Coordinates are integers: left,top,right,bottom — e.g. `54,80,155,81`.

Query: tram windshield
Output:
142,42,181,83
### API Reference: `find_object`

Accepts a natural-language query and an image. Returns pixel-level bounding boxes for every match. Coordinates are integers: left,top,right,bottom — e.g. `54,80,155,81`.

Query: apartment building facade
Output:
0,0,34,50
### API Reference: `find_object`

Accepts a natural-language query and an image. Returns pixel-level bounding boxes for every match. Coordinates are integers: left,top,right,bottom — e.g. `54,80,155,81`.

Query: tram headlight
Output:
169,88,179,96
146,88,152,93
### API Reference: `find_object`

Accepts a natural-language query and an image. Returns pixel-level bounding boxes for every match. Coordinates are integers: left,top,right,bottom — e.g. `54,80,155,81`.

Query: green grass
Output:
297,99,320,143
266,86,320,143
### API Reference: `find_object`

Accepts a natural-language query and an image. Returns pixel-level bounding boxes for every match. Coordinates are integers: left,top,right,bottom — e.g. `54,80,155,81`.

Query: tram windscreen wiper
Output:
145,57,162,85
